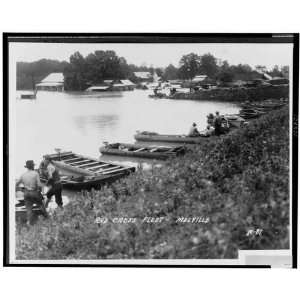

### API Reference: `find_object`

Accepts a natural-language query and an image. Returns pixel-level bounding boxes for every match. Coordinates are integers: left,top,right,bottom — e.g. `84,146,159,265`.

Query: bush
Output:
16,107,290,259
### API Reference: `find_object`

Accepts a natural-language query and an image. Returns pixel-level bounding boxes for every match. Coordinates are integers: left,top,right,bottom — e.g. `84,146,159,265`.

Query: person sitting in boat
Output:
207,113,214,126
202,125,215,137
222,118,230,132
41,155,63,209
188,123,200,137
16,160,47,225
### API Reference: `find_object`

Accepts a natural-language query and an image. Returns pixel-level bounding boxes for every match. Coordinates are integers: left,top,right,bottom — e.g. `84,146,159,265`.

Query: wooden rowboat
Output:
100,143,186,160
239,108,266,119
223,114,246,128
40,151,135,190
134,131,214,144
20,94,36,100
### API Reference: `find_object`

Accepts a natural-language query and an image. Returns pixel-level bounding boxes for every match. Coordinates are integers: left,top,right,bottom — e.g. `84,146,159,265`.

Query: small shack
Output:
86,79,136,92
36,73,64,91
111,79,136,91
86,85,111,92
133,72,153,83
192,75,216,89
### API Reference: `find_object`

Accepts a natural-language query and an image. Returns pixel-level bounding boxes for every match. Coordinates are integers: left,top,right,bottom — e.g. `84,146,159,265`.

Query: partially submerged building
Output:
192,75,216,89
36,72,64,91
133,72,153,83
86,79,136,92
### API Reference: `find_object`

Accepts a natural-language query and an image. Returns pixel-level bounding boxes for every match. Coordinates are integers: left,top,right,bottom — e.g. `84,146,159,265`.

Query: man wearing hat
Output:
41,155,63,208
188,122,200,137
16,160,47,225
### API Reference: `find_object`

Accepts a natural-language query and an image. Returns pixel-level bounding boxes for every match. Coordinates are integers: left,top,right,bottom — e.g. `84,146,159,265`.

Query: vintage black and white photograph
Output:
3,34,298,267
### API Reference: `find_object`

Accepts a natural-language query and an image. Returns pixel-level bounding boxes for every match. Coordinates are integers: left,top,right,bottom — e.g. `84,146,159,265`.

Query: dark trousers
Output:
215,125,222,136
24,190,47,224
46,182,63,207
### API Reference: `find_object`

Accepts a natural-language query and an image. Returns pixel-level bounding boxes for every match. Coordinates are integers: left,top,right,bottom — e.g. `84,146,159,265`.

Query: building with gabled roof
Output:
36,72,64,91
133,72,152,79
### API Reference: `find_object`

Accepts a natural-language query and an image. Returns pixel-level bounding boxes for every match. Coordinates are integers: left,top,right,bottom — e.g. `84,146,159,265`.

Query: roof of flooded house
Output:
36,82,64,87
120,79,135,85
86,85,110,91
133,72,152,79
192,75,208,82
41,72,64,83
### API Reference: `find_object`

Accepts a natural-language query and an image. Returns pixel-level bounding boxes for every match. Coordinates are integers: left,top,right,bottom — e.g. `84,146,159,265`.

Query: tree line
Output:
17,51,289,90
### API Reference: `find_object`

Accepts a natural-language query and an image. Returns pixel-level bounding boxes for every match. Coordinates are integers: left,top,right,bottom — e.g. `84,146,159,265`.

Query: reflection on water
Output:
65,91,123,99
73,114,119,131
15,89,240,177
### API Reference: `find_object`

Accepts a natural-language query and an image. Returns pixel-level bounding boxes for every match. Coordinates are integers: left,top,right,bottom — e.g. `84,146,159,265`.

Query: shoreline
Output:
15,106,290,260
167,85,289,102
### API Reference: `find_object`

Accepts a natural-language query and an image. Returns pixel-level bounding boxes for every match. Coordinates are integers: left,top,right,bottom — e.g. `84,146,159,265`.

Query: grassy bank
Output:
169,85,289,101
16,107,290,260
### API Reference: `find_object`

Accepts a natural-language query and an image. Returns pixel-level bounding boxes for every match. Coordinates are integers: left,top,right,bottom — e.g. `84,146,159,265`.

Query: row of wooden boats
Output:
239,99,287,119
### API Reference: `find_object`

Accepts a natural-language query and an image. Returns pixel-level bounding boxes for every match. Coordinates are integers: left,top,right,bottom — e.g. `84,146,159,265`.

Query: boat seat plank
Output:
95,166,122,174
69,159,91,166
88,163,111,170
47,152,74,160
63,157,84,163
78,161,101,168
133,148,146,152
101,167,132,175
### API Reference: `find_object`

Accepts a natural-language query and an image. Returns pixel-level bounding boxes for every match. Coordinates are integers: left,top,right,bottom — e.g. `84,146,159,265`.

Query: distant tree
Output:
155,68,164,78
163,64,178,80
220,60,230,71
269,65,282,78
217,71,234,83
235,64,252,74
227,64,259,81
64,52,88,90
199,53,219,78
255,65,267,74
64,50,131,90
178,53,201,80
17,59,68,90
280,66,289,79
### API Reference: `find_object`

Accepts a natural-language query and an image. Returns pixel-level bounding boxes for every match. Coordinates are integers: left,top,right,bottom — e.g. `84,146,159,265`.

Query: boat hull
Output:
20,94,36,99
134,133,212,144
100,143,185,160
41,172,130,190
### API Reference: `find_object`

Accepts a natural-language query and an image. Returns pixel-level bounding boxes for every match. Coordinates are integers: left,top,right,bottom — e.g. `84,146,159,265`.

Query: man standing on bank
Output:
214,111,223,136
42,155,63,208
16,160,47,225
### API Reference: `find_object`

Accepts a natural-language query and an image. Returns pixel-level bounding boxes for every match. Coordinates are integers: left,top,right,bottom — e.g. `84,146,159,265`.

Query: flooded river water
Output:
15,89,240,177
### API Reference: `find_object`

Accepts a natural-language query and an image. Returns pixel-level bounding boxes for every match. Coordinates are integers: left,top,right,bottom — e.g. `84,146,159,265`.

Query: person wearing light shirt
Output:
16,160,47,225
188,122,200,137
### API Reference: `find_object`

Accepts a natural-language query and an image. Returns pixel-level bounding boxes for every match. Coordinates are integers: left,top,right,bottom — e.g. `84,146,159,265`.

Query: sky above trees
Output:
11,43,293,70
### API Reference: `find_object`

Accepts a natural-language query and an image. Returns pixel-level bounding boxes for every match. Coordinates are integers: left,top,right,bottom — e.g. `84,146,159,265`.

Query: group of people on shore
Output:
15,156,63,225
188,111,228,137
